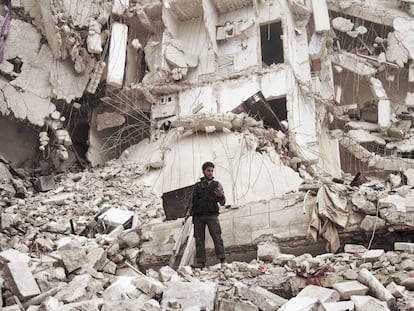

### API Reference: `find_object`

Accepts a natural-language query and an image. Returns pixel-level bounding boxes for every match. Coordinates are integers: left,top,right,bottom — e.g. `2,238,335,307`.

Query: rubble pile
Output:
0,159,413,310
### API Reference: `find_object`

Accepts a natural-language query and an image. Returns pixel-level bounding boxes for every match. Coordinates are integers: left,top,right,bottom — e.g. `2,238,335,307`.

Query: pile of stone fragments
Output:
1,161,414,310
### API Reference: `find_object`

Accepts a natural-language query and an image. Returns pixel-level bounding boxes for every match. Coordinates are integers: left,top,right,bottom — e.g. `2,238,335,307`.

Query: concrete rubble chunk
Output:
297,284,340,303
323,300,355,311
351,295,390,311
386,281,406,298
102,276,142,301
58,299,103,311
218,298,258,311
257,242,281,262
98,207,134,227
395,242,414,253
0,248,31,263
159,265,179,282
279,296,326,311
57,239,87,273
132,275,166,298
161,281,217,310
362,249,385,262
4,261,41,300
54,274,103,303
238,284,288,310
333,280,369,299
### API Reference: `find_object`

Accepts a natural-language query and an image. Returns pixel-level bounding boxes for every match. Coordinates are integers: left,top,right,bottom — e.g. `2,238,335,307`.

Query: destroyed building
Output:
1,0,414,310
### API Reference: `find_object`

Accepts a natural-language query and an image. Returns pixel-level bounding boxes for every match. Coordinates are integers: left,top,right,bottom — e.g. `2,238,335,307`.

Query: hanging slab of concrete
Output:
107,22,128,87
161,281,217,310
332,52,377,76
311,0,330,32
5,261,41,300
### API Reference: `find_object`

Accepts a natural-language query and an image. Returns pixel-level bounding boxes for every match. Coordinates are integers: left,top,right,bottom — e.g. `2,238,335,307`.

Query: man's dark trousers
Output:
193,214,225,265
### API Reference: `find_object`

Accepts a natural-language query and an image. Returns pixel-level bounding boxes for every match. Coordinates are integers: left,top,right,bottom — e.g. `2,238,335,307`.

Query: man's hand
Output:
214,187,224,198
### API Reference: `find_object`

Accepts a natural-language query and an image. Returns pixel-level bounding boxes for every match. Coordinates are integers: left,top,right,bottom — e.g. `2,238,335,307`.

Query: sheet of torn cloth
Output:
308,182,349,252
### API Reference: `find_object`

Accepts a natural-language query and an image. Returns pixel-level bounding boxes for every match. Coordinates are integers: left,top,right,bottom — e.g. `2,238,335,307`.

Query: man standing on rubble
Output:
186,161,226,269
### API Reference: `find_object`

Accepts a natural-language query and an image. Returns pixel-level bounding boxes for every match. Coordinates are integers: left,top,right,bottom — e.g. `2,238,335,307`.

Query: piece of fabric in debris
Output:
308,183,349,252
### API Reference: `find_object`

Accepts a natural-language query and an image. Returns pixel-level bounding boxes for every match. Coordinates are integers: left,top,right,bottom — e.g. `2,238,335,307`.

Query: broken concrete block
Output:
238,284,287,310
87,33,102,54
165,45,187,68
42,193,74,205
98,207,134,227
360,215,386,231
218,298,258,311
351,295,389,311
55,274,103,303
401,259,414,271
119,229,140,247
362,249,385,262
297,284,340,303
323,300,354,311
132,275,166,298
159,265,178,282
257,242,280,262
161,281,217,310
58,299,103,311
0,248,31,264
86,247,106,270
102,276,140,301
279,297,325,311
33,175,55,192
96,112,126,131
386,281,406,298
57,239,87,273
5,261,41,300
101,259,117,274
333,280,369,299
143,299,161,311
395,242,414,253
2,305,22,311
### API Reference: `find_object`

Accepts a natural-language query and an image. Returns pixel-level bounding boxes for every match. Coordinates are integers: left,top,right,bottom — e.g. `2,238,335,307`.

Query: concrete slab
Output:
5,261,40,300
161,281,217,310
333,281,369,299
